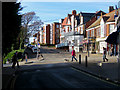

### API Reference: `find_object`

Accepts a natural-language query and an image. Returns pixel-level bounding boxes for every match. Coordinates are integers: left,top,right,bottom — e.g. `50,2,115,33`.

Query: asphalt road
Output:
13,65,119,89
6,46,119,89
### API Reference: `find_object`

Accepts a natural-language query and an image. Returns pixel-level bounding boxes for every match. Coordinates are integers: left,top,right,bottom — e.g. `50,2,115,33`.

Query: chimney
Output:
72,10,76,15
109,6,114,12
101,12,103,17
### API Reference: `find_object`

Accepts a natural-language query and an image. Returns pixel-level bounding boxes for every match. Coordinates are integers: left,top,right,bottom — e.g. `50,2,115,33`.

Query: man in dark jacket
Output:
12,51,20,69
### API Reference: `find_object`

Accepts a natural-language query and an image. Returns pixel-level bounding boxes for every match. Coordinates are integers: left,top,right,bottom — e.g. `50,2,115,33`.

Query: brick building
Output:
43,24,50,44
52,22,60,44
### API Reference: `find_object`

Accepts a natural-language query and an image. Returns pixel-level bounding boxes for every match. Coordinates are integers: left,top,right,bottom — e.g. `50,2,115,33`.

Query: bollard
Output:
79,54,81,64
85,56,87,67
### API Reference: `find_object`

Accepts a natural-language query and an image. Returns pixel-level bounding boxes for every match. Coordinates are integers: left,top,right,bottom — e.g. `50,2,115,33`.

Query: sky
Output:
18,0,119,2
19,1,119,24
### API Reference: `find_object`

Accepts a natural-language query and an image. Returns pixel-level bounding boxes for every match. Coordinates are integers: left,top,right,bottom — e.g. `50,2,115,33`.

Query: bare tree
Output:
22,12,35,28
28,19,43,33
21,11,43,35
19,11,43,49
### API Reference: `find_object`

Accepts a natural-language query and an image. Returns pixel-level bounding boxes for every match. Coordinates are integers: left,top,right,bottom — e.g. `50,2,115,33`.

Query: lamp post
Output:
36,32,39,60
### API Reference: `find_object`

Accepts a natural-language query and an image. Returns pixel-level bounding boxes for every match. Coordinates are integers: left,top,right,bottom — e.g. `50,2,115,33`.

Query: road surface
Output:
13,64,118,88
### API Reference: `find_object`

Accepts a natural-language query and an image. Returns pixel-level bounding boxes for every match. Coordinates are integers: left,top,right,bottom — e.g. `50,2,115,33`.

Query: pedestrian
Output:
71,47,77,62
103,47,108,62
37,46,44,60
12,51,20,69
110,47,114,56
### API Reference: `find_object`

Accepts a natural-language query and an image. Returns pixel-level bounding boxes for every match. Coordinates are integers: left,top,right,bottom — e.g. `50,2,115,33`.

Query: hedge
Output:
3,49,24,64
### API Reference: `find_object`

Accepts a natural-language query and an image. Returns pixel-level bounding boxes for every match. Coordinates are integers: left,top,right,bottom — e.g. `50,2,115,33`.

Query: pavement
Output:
2,47,120,89
68,55,120,85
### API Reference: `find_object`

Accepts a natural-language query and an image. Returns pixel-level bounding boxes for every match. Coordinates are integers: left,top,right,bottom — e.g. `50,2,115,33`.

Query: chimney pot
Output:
109,6,114,12
72,10,76,15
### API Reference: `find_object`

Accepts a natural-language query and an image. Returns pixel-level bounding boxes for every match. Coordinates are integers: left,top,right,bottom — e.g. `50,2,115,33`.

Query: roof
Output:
104,10,115,22
102,16,110,22
80,12,95,17
85,10,106,28
80,12,96,24
87,17,101,29
96,10,106,15
87,10,116,29
107,13,115,22
62,17,71,26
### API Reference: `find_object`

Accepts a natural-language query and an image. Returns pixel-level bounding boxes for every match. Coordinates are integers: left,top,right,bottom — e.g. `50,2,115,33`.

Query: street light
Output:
36,32,39,60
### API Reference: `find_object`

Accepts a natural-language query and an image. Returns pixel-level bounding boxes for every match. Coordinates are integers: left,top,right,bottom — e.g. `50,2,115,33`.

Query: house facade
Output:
85,6,119,54
56,10,83,52
56,10,97,52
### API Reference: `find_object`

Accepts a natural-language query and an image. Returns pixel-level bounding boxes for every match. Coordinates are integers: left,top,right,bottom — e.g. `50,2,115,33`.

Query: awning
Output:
105,31,119,44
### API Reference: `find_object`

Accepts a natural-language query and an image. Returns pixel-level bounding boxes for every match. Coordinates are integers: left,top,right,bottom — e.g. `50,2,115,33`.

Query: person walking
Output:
110,47,114,56
71,47,77,62
103,47,108,62
12,51,20,69
37,44,44,60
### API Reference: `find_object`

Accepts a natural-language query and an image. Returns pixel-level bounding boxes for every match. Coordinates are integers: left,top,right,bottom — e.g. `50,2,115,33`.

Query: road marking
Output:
71,67,119,87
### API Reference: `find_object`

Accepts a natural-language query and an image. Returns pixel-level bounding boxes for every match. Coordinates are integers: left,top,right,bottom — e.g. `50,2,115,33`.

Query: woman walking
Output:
71,47,77,62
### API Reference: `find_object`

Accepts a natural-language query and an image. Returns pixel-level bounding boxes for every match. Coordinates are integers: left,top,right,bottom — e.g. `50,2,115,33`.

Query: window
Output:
96,28,100,38
109,24,114,34
94,29,96,37
92,30,94,37
81,27,83,34
87,31,90,38
56,25,59,28
97,16,100,19
68,27,69,32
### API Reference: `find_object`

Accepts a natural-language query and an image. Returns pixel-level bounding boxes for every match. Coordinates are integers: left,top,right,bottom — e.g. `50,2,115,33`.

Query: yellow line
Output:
71,67,119,87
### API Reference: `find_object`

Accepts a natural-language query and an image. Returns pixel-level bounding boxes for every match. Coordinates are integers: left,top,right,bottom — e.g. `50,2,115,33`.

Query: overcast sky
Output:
19,1,119,24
